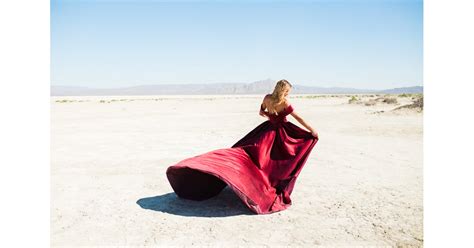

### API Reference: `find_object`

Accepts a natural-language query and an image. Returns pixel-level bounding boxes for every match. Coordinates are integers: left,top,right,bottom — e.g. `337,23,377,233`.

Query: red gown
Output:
166,96,319,214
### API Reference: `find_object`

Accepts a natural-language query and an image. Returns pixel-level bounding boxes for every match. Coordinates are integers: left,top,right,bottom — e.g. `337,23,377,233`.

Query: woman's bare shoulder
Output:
263,94,272,103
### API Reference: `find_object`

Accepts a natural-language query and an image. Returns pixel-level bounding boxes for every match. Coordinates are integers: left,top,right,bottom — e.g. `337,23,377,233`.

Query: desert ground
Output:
51,94,423,247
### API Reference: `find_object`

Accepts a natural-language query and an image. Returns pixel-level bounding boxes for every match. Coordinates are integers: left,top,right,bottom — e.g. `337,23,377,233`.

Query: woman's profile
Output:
166,79,319,214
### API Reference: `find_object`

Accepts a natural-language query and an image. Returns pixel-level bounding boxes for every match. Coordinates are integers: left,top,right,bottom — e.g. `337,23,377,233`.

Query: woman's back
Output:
263,94,292,116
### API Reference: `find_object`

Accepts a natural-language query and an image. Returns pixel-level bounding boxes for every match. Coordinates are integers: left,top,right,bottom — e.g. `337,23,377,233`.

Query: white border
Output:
425,0,474,246
2,0,474,246
0,0,50,246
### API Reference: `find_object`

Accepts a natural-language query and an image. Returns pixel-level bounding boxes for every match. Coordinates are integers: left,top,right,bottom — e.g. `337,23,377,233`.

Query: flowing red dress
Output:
166,96,319,214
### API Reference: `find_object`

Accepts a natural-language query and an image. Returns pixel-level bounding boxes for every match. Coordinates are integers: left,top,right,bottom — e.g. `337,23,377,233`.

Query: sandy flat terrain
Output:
51,94,423,247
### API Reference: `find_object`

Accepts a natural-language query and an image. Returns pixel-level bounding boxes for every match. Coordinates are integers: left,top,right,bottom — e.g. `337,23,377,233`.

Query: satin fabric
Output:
166,96,319,214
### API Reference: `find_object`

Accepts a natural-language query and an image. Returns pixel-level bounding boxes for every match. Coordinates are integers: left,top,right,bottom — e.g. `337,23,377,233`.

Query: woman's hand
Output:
259,109,268,117
310,130,319,139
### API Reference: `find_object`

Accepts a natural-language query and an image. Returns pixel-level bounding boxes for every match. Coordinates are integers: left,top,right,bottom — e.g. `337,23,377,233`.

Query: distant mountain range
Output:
51,79,423,96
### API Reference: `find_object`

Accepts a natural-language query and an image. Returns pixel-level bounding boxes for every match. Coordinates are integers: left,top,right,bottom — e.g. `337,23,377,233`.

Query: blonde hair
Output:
267,79,293,116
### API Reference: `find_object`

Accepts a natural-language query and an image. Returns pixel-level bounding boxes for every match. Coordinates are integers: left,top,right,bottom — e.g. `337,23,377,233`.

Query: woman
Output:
166,79,319,215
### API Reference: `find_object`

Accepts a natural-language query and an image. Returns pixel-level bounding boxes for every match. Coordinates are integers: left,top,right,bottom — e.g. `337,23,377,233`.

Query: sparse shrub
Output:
392,96,423,112
365,100,377,106
382,97,398,104
348,96,360,104
304,95,325,98
413,96,423,109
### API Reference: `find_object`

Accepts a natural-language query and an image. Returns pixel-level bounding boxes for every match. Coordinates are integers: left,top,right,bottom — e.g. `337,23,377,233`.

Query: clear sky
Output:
51,0,423,89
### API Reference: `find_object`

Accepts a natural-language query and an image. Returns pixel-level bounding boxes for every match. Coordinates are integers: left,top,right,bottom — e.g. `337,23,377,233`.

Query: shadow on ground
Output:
136,186,255,217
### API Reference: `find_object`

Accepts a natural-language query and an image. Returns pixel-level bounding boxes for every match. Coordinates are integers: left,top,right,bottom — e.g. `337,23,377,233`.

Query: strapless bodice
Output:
263,104,294,125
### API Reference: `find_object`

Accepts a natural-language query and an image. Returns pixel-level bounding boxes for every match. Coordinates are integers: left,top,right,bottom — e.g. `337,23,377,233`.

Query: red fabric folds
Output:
166,97,319,214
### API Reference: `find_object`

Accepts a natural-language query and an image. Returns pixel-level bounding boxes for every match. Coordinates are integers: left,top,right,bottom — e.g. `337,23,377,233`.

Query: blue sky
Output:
51,0,423,89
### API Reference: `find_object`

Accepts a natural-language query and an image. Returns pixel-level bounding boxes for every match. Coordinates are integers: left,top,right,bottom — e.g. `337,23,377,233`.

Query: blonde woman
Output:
166,79,319,215
259,79,319,139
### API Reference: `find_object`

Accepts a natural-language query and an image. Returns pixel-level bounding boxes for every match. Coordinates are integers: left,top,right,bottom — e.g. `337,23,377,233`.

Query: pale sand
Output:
51,94,423,247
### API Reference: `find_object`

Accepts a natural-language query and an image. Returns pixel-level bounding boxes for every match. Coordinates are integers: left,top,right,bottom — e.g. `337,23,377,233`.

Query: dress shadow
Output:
136,186,255,217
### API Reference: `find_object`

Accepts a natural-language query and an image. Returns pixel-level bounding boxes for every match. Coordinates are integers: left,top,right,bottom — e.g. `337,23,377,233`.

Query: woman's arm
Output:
289,111,318,137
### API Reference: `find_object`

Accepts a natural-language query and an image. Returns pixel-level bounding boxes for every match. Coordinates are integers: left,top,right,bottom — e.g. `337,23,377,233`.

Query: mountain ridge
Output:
51,79,423,96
